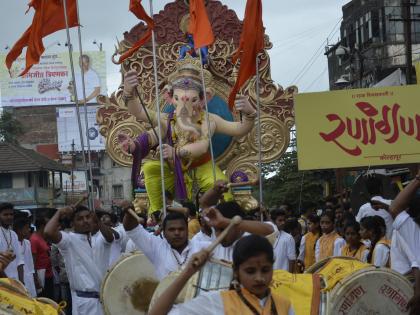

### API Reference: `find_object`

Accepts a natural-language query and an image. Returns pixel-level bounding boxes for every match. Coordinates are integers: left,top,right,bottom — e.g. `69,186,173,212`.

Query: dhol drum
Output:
307,257,414,315
150,258,233,306
100,252,159,315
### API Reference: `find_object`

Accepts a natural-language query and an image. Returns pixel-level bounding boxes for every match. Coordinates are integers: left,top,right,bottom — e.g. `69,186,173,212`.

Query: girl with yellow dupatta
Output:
148,235,295,315
340,221,369,262
297,214,320,271
360,216,390,267
315,212,345,262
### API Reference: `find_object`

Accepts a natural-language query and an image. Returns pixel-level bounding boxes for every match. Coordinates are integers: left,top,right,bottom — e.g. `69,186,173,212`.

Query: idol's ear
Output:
206,87,215,102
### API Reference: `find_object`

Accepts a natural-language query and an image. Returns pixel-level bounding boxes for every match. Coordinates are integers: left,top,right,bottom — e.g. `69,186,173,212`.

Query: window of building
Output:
366,12,373,39
27,173,33,187
38,171,49,188
112,185,123,199
384,6,404,42
412,5,420,43
360,17,365,43
356,20,360,45
0,174,12,189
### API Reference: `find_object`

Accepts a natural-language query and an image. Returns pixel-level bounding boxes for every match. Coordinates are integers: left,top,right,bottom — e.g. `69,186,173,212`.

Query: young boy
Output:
271,209,296,272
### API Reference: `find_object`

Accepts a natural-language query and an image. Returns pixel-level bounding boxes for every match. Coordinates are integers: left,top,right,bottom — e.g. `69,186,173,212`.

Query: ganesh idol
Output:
119,56,256,213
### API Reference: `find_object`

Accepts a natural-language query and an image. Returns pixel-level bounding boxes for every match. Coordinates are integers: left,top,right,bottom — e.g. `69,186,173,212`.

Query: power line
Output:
303,66,328,91
291,18,342,85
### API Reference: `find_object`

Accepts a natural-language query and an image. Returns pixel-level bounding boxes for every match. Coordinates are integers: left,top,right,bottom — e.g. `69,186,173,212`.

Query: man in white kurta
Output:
45,206,114,315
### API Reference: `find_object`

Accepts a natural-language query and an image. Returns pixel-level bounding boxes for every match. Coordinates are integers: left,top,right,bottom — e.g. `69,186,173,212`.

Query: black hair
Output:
307,213,320,224
232,235,274,270
35,217,48,230
270,209,287,221
182,201,197,217
344,220,360,234
325,196,338,205
162,212,188,231
165,190,174,201
71,205,90,221
284,218,301,234
81,54,90,62
0,203,14,213
215,201,245,219
13,217,30,232
151,210,162,222
195,188,205,209
360,215,385,263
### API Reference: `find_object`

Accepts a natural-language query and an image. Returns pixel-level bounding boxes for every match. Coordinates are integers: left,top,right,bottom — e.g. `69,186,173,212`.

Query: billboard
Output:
56,105,105,152
295,85,420,170
0,51,106,107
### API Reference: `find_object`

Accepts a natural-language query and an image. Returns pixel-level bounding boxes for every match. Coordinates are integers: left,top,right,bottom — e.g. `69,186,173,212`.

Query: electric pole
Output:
403,0,413,84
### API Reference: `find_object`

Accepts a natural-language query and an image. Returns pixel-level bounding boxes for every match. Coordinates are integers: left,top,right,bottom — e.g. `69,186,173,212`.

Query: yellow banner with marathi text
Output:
295,85,420,170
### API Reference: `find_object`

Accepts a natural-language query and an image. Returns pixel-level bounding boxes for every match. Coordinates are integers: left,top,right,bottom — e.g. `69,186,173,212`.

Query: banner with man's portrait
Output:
0,51,106,107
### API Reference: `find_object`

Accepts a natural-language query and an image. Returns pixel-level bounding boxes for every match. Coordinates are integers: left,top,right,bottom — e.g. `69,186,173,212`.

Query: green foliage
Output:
0,111,24,144
258,139,333,213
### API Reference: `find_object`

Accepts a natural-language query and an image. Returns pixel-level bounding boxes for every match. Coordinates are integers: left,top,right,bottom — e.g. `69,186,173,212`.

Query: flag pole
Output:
73,0,95,211
149,0,167,216
198,49,217,184
255,54,264,222
62,0,90,206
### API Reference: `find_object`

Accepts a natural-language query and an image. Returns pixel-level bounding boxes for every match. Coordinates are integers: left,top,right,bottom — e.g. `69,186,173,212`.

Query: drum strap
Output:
236,289,278,315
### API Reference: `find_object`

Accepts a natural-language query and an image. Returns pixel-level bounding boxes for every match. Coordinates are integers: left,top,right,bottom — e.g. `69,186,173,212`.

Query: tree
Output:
0,110,24,144
258,138,334,213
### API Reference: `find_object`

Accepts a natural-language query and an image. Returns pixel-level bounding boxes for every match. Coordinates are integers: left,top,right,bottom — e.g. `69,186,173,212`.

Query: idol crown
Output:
168,54,212,91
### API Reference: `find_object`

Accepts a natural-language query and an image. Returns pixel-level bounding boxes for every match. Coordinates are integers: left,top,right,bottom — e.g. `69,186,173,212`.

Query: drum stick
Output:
193,215,242,267
73,195,88,208
226,179,259,188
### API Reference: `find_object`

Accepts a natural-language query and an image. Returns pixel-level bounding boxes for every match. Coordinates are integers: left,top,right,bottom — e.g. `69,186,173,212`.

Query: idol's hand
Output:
118,133,136,154
161,144,175,160
123,70,139,95
234,95,256,115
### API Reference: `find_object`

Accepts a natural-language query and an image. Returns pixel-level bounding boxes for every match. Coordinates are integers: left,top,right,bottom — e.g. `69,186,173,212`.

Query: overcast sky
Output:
0,0,350,105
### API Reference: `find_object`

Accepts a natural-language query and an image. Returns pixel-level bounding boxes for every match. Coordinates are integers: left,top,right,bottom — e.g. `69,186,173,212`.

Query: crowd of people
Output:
0,172,419,315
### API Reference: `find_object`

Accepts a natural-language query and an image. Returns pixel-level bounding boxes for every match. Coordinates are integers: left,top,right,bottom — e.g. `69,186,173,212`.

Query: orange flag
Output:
228,0,264,109
188,0,215,49
117,0,154,64
5,0,79,77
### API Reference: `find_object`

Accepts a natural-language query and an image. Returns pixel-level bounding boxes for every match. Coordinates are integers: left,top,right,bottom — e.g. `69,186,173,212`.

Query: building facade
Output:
326,0,420,89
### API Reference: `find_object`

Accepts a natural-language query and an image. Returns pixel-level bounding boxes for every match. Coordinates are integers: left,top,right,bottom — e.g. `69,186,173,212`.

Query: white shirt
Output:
211,222,278,263
0,227,24,279
125,239,139,253
315,235,346,262
57,232,111,292
356,202,394,239
372,243,390,267
125,225,207,280
391,211,420,274
74,68,100,103
273,231,296,271
20,239,36,297
191,231,213,244
168,291,295,315
297,234,307,262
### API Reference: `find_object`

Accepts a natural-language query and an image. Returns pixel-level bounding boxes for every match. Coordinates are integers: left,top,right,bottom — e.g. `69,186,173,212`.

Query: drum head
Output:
329,268,413,315
100,252,159,315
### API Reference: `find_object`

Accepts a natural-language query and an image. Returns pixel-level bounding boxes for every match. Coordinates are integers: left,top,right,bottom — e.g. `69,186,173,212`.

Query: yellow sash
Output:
304,232,319,270
318,231,341,260
221,288,291,315
341,243,368,261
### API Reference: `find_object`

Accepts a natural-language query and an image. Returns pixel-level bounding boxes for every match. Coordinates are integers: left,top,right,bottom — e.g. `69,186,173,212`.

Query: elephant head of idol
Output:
168,55,214,140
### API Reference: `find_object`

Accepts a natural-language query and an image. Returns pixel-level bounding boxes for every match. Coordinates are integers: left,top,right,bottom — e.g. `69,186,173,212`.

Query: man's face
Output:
274,215,286,231
335,209,344,221
0,209,14,227
100,214,113,227
214,225,242,247
72,210,92,234
79,56,90,71
164,219,188,250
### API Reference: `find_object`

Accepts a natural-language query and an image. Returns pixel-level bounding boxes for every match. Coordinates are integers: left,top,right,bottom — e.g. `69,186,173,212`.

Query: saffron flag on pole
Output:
117,0,154,64
188,0,215,49
5,0,79,77
228,0,264,110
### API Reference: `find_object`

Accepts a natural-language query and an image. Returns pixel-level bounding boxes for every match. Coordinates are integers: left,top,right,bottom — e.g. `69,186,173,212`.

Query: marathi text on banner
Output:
295,85,420,170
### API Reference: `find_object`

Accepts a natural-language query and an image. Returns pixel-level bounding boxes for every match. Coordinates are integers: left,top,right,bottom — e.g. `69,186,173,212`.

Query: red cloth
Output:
5,0,79,77
188,0,214,49
30,233,53,278
228,0,264,109
117,0,154,64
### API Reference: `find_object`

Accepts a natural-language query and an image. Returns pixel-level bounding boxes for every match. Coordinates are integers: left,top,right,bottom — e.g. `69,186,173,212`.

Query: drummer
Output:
199,181,278,263
44,206,115,315
122,201,208,280
147,234,295,315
